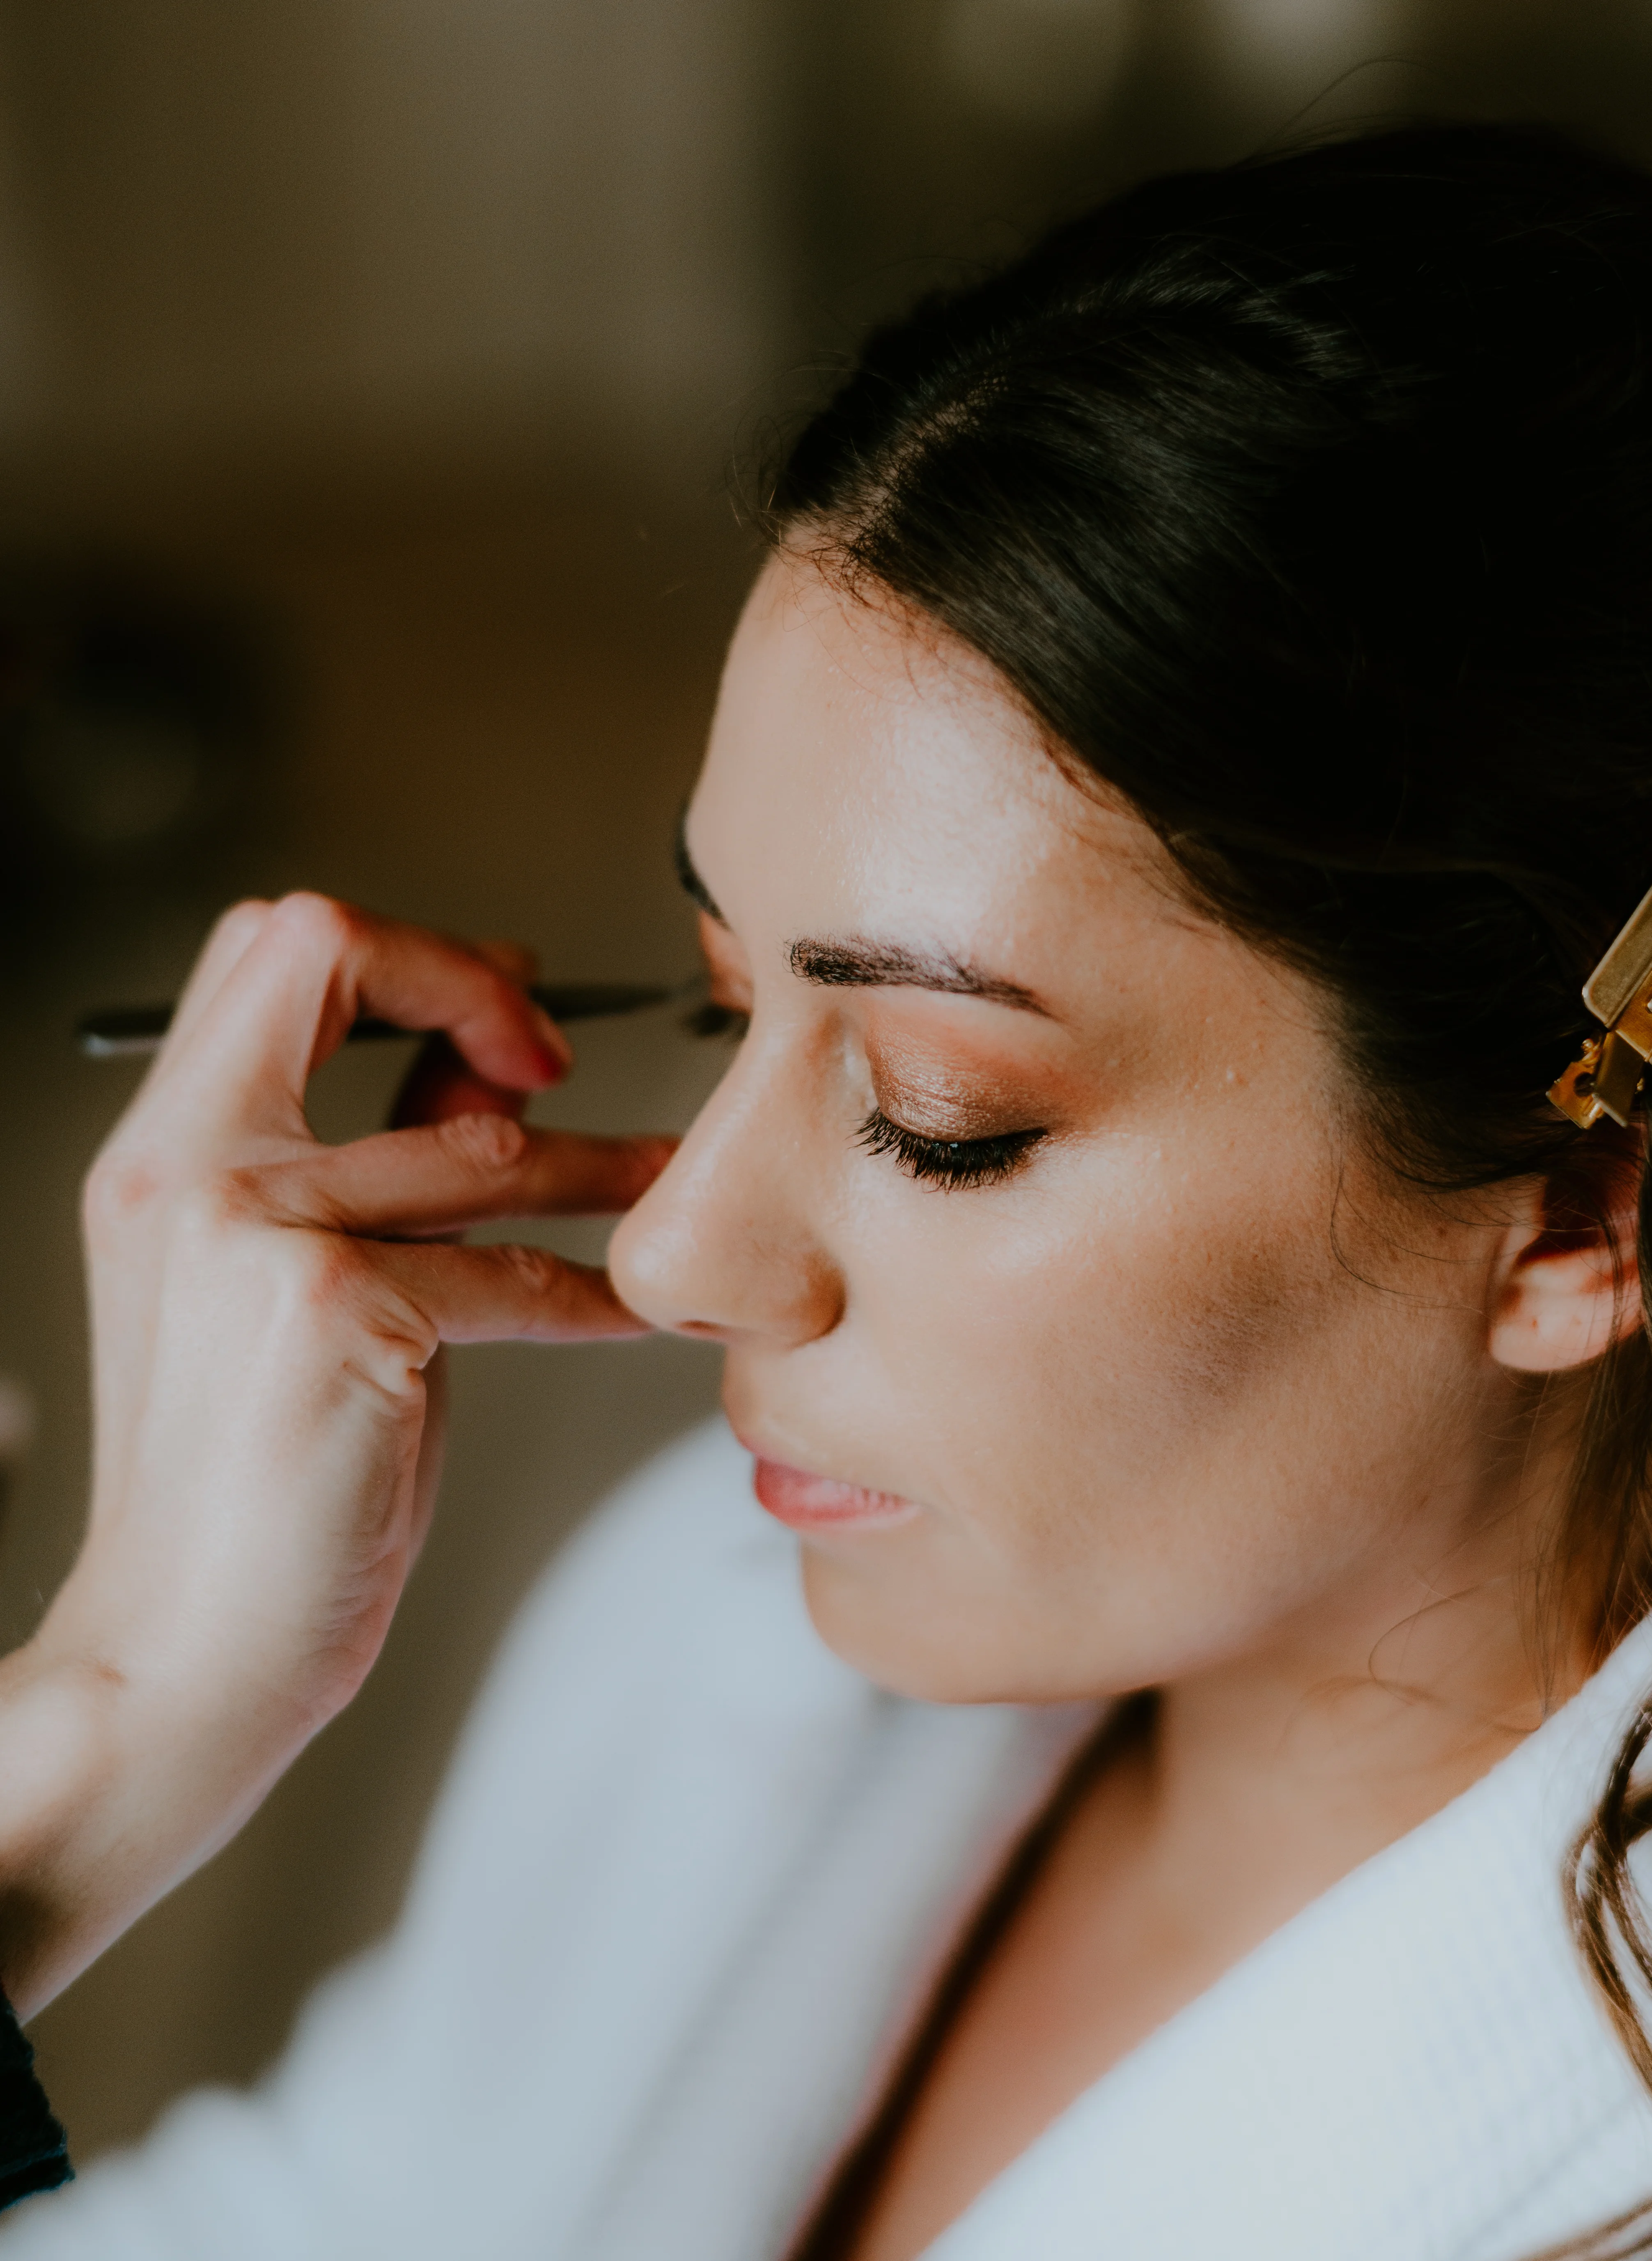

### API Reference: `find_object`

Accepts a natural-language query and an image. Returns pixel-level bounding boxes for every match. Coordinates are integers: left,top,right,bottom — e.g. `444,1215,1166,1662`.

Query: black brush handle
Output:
78,981,675,1058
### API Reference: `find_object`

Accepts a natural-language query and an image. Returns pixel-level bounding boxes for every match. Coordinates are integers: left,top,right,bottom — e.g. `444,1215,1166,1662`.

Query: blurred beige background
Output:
3,0,1652,2160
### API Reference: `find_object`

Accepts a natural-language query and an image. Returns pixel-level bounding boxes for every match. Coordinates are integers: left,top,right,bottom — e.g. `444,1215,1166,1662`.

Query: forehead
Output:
691,554,1171,963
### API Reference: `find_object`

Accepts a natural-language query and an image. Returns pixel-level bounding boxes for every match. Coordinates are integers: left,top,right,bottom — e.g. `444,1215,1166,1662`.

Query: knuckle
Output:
169,1173,252,1245
271,890,357,957
277,1226,367,1316
436,1111,527,1175
497,1242,562,1300
165,1165,308,1258
82,1149,164,1238
208,1164,273,1226
209,897,273,950
268,1233,433,1361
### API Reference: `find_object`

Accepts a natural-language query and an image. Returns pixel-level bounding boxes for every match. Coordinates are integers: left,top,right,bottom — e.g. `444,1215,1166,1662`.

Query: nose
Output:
608,1063,845,1347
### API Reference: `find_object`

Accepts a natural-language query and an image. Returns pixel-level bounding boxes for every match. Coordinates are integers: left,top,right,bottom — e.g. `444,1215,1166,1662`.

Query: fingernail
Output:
530,1008,574,1079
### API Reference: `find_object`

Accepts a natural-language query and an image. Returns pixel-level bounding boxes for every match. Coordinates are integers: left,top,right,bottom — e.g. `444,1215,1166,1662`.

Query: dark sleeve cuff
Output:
0,1988,71,2211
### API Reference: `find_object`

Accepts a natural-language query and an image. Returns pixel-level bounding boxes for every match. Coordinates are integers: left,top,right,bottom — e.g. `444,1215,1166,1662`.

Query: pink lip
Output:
750,1456,922,1533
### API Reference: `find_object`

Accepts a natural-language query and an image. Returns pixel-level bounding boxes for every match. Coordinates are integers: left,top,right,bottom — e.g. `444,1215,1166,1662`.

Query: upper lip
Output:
729,1421,888,1495
729,1420,812,1471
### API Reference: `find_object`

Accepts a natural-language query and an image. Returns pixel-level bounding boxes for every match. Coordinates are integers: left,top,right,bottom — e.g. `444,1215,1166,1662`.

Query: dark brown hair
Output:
771,121,1652,2255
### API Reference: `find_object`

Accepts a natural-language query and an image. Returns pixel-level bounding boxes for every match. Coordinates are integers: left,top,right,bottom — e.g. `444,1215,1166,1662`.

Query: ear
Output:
1488,1173,1642,1375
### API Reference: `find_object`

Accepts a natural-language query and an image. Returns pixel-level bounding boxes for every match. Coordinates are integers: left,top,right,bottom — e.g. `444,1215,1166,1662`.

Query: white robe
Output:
6,1417,1652,2260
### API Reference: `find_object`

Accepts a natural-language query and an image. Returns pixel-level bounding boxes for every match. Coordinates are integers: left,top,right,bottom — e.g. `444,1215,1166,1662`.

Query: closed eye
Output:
855,1109,1045,1190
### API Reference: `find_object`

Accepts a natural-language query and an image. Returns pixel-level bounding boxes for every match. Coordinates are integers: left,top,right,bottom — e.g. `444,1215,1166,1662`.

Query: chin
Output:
795,1547,1078,1707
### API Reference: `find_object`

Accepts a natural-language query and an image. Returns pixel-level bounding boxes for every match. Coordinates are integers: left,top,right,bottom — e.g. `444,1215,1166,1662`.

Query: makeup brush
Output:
78,982,678,1059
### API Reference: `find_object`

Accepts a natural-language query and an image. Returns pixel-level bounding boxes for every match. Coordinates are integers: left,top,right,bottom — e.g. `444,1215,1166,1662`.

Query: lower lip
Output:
750,1457,922,1533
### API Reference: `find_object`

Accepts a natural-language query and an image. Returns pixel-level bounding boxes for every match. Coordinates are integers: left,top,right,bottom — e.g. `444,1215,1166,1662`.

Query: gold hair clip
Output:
1550,881,1652,1127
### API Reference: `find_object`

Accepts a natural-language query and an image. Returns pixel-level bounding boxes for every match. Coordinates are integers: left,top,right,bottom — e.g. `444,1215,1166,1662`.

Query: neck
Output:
1140,1457,1599,1960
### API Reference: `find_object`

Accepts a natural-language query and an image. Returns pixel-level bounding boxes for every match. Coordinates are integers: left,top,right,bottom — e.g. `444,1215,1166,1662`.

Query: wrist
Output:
0,1589,319,2019
37,1545,331,1790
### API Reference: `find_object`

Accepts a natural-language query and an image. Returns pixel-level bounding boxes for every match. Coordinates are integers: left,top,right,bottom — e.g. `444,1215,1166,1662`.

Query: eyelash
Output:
687,1006,1042,1191
855,1109,1045,1191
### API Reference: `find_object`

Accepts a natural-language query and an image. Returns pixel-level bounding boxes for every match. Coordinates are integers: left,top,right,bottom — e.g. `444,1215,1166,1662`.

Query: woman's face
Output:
608,556,1526,1705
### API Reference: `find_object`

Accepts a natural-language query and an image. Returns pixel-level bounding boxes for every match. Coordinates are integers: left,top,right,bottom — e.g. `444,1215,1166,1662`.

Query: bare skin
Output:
607,555,1629,2259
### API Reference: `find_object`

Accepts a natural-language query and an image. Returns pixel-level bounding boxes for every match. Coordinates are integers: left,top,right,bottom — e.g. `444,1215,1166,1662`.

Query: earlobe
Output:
1487,1182,1642,1375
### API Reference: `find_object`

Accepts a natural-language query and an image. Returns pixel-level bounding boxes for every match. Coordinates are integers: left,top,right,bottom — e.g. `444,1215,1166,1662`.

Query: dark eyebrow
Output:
789,936,1049,1015
675,813,725,923
679,813,1048,1015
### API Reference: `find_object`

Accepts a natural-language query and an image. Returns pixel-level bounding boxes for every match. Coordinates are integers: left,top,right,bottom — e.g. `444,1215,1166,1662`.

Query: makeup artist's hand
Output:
0,893,671,2017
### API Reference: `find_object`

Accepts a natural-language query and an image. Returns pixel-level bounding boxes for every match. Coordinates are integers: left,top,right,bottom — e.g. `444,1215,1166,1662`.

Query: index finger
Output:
144,893,570,1145
151,899,275,1061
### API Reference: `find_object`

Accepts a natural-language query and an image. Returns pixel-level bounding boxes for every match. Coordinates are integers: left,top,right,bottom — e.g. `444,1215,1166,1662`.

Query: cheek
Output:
798,1134,1387,1699
851,1135,1337,1524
